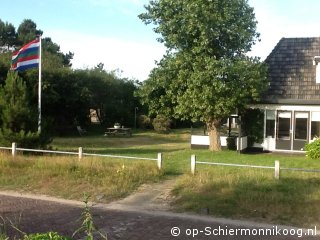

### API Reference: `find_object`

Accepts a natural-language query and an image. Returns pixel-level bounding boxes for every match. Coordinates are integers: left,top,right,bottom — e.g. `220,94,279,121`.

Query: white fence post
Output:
275,160,280,180
12,142,16,157
78,147,83,160
191,154,196,175
157,153,162,170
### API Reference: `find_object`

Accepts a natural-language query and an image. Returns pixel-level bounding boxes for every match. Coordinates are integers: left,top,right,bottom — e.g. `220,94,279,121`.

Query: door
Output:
293,112,309,150
276,111,292,150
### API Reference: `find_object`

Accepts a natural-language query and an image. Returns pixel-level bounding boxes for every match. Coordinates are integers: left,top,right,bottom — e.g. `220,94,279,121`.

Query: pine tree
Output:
0,71,40,147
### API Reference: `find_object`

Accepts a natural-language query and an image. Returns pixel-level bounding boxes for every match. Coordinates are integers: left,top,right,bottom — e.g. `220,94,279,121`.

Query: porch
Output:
252,104,320,152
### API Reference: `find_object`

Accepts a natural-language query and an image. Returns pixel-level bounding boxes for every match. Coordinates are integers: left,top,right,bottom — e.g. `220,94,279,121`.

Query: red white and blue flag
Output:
11,39,40,71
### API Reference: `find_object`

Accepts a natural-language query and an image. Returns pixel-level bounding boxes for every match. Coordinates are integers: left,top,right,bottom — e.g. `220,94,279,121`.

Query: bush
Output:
137,115,152,129
226,136,237,150
152,115,171,133
305,138,320,159
0,128,52,149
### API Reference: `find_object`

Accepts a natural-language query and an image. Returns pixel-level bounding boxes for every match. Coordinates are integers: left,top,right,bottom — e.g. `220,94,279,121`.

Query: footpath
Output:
0,178,318,239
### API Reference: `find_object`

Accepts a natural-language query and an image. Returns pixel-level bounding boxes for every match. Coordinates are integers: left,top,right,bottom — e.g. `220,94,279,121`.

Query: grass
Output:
0,153,163,202
172,168,320,227
1,128,320,227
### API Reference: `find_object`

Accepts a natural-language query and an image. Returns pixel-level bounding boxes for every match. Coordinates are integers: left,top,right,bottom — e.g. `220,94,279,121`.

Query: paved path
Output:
0,187,319,239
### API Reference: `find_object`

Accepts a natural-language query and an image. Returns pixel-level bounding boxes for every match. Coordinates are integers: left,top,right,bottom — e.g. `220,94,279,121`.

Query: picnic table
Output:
104,127,132,137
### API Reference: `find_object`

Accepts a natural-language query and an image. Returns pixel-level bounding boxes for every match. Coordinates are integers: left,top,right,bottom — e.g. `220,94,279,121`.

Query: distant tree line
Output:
0,18,140,147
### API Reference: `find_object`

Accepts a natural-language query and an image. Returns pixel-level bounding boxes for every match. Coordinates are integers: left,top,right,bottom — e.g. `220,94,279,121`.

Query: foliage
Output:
0,18,72,68
0,72,34,132
138,0,268,150
152,115,171,133
0,20,16,52
0,17,142,137
23,232,70,240
79,67,140,128
242,109,264,147
226,136,236,150
0,235,8,240
73,194,107,240
137,115,152,129
0,71,51,148
17,19,43,45
305,138,320,159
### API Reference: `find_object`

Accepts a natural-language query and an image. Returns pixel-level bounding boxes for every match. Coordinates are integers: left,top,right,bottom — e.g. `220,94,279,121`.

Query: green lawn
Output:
1,128,320,227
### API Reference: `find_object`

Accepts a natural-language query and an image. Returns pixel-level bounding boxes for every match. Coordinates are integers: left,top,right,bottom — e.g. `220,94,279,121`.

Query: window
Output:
294,112,308,140
265,110,275,138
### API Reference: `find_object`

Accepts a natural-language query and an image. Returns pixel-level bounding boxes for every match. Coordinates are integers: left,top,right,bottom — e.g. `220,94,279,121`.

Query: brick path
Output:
0,193,318,239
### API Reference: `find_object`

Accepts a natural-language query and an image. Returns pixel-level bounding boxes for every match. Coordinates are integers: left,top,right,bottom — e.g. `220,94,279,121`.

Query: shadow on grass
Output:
173,172,320,227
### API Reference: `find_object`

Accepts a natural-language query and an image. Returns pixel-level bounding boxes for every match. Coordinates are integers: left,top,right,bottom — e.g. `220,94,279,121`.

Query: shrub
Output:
305,138,320,159
152,115,171,133
0,128,52,148
226,136,237,150
137,115,152,129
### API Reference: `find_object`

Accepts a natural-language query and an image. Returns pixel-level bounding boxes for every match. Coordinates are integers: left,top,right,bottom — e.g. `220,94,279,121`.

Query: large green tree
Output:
138,0,267,151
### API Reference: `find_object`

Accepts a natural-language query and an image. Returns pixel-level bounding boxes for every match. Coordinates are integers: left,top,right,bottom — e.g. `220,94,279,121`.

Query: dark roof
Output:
262,37,320,104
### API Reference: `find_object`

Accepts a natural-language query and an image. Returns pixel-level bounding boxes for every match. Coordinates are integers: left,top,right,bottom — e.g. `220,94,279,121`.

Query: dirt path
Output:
107,178,177,212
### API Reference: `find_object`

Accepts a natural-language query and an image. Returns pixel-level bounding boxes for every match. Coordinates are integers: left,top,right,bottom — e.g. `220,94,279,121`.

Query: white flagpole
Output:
38,37,42,133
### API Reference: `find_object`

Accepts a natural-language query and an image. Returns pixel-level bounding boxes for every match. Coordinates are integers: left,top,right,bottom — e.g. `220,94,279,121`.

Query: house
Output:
191,37,320,152
252,37,320,152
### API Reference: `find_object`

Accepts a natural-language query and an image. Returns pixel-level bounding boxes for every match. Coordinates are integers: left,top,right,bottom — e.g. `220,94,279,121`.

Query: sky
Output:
1,0,320,80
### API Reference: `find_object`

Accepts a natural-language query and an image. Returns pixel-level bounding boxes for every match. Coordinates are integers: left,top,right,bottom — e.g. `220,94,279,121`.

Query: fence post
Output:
157,153,162,170
274,160,280,180
191,154,196,175
12,142,16,157
78,147,83,160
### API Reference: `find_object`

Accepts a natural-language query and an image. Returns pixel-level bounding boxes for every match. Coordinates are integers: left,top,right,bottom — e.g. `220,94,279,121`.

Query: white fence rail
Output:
0,143,163,170
190,154,320,179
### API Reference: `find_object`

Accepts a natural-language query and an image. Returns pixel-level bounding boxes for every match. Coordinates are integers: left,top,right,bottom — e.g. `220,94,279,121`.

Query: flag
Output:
11,39,40,71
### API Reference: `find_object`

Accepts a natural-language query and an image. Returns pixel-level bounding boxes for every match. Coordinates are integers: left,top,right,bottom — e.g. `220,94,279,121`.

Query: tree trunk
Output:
207,119,222,151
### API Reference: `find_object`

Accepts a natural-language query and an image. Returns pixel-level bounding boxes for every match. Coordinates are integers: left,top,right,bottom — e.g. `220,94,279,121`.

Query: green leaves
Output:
139,0,268,130
140,0,259,57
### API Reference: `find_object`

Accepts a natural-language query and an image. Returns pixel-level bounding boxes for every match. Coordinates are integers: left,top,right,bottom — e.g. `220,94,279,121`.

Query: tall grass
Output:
172,165,320,227
0,152,163,202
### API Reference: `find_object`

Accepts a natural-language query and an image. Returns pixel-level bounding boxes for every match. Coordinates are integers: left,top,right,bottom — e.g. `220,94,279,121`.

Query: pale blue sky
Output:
1,0,320,80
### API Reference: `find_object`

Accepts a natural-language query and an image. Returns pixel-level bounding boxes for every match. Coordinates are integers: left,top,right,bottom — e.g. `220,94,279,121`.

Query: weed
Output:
73,194,107,240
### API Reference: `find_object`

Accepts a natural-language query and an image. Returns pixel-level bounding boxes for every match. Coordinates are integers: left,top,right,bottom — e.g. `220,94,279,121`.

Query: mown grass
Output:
1,128,320,227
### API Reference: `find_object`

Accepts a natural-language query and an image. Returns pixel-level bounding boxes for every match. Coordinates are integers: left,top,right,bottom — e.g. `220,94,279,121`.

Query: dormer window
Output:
314,56,320,83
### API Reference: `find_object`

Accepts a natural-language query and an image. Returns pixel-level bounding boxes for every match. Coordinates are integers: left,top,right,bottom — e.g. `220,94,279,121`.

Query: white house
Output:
252,37,320,152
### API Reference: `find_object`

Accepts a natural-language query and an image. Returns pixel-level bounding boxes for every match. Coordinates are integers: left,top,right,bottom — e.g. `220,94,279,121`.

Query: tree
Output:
0,71,43,147
138,0,267,151
42,37,73,67
17,19,43,45
0,19,17,52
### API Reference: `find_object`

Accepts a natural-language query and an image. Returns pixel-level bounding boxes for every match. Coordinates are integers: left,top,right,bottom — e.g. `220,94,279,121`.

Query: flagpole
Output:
38,36,42,133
